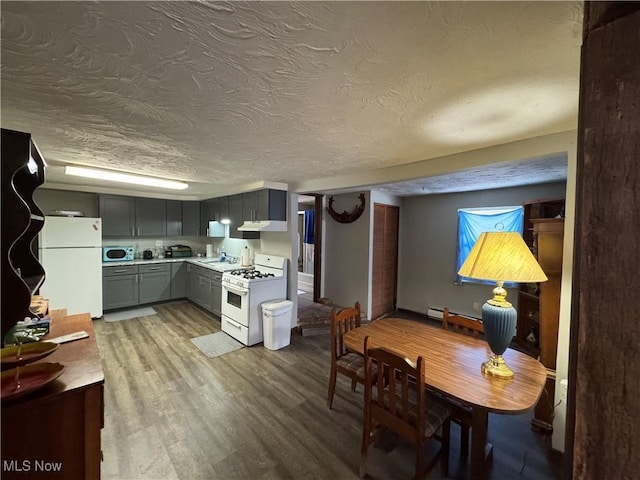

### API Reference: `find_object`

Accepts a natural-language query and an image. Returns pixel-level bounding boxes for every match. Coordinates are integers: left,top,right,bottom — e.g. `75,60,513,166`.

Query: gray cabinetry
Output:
228,189,286,239
200,198,226,238
187,264,213,312
243,189,286,221
211,271,222,316
256,189,286,220
200,199,214,237
171,262,186,299
100,195,136,237
166,200,182,236
103,265,139,310
213,196,229,223
138,263,171,304
228,193,259,239
136,198,167,236
182,201,200,236
100,195,168,237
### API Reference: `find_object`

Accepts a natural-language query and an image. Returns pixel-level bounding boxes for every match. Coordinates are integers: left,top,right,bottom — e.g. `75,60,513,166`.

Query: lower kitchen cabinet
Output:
103,261,222,315
103,265,139,310
171,262,187,299
211,271,222,316
186,263,223,316
188,264,213,312
138,263,171,304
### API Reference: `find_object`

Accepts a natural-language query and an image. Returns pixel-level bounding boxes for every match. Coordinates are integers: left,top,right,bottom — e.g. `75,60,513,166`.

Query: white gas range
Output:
221,253,287,346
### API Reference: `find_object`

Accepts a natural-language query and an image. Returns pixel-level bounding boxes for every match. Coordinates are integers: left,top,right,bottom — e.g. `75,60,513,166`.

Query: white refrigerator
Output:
38,216,103,317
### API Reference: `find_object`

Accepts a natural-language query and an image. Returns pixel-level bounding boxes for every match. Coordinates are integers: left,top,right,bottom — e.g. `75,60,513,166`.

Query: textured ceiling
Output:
1,1,582,198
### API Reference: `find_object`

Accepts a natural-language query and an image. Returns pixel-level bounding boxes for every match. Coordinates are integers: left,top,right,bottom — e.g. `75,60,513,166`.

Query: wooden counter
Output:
1,312,104,479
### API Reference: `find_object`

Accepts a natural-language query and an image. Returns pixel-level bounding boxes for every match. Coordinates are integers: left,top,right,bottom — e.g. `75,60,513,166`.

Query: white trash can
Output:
262,299,294,350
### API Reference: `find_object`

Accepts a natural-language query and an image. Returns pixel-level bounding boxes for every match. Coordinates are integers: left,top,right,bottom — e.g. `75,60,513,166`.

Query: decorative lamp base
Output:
481,354,514,379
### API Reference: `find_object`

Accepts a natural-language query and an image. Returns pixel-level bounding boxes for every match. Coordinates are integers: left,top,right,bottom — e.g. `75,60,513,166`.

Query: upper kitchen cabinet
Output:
200,198,214,236
166,200,182,236
243,189,287,221
99,195,136,237
100,195,166,237
182,201,200,236
228,193,259,239
200,197,226,238
1,128,46,340
213,196,229,222
136,198,167,236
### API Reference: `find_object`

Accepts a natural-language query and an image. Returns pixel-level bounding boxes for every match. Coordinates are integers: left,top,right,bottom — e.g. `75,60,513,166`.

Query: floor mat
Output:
103,306,156,322
191,331,245,358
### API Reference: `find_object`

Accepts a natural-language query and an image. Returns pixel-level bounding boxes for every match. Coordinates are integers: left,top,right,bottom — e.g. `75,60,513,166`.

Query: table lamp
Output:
457,232,548,378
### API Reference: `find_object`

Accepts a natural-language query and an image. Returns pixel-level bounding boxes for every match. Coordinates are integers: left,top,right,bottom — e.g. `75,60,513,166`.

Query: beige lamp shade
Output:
458,232,548,283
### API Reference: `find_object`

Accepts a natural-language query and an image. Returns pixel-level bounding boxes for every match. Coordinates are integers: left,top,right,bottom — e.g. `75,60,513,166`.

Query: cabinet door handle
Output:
135,275,139,284
137,227,140,236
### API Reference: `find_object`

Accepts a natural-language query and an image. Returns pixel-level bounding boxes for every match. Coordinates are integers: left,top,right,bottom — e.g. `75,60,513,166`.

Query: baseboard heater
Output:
427,307,481,322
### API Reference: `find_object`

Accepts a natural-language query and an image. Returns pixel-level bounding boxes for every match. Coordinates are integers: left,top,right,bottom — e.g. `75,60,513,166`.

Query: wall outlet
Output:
473,302,481,312
155,240,163,247
559,378,569,401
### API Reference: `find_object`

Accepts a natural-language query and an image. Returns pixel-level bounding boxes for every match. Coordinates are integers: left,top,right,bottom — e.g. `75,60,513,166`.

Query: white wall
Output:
323,192,371,318
397,181,568,318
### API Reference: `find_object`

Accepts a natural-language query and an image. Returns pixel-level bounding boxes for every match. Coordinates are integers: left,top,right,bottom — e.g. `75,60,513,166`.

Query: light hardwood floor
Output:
94,301,562,479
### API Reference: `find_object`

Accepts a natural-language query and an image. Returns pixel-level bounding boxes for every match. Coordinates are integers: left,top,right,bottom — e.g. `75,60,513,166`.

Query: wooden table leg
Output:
470,407,493,479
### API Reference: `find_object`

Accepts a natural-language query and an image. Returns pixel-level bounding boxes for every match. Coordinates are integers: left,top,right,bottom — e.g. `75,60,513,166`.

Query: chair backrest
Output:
442,307,484,338
363,341,425,443
330,301,361,361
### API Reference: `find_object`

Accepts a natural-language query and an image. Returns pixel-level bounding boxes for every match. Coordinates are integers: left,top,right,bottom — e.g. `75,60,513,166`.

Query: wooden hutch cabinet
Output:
1,129,105,479
1,128,46,339
515,197,565,433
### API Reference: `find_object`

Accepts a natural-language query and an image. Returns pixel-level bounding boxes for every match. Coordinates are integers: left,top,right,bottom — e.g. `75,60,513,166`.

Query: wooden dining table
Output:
343,317,547,478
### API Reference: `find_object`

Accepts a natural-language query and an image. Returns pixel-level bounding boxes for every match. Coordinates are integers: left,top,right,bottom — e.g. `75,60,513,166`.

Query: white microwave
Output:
102,246,134,262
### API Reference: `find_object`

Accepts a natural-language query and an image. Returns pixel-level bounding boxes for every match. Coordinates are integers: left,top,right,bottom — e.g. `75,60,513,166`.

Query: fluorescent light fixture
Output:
65,166,188,190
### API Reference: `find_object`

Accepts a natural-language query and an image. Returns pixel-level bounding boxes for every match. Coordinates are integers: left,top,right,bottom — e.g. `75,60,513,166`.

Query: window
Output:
456,206,524,284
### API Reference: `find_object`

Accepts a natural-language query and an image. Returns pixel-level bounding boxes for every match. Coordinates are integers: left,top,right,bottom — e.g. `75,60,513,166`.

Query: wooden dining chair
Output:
443,307,484,338
440,307,484,459
327,301,364,409
360,337,451,479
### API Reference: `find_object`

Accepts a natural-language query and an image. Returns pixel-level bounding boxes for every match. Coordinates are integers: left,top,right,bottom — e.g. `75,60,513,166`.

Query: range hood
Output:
237,220,288,232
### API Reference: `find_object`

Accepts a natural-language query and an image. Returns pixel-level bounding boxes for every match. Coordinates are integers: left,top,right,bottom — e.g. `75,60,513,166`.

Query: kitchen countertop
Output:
102,257,250,272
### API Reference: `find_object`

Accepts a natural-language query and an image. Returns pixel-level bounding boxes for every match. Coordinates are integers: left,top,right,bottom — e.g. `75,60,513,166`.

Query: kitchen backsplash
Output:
102,236,261,261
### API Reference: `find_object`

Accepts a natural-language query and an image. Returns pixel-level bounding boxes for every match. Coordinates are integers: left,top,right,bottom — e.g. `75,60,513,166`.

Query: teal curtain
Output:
457,206,524,284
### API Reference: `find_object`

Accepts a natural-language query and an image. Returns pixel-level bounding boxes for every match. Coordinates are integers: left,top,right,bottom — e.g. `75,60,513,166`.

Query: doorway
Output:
297,194,323,299
297,198,315,294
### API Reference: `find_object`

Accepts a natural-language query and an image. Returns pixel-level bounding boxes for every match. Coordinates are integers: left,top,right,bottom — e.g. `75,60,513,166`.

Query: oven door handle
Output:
224,284,249,296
